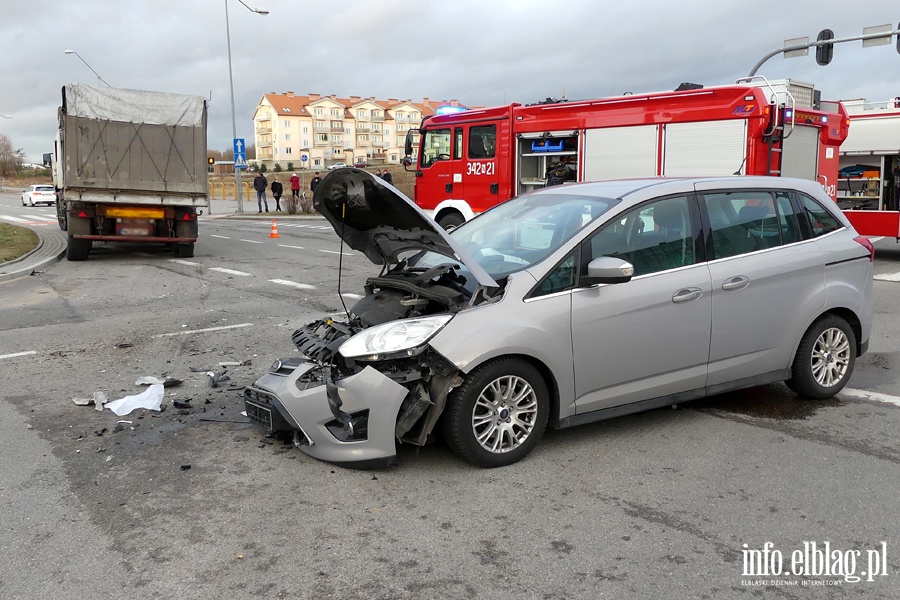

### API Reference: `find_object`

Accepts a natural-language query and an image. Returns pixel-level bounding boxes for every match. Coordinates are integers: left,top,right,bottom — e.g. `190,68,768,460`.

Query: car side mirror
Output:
581,256,634,286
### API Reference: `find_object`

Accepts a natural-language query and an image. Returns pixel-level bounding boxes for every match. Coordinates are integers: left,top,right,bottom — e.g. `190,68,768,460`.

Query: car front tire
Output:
443,358,549,468
787,315,856,399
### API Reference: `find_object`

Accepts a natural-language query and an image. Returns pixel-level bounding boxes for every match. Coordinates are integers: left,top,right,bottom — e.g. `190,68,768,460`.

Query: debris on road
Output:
218,359,252,367
105,384,164,416
172,398,192,409
207,370,229,388
135,375,183,387
72,390,108,411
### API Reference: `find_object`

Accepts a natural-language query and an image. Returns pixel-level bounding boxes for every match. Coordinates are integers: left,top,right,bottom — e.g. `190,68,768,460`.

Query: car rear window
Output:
796,193,842,238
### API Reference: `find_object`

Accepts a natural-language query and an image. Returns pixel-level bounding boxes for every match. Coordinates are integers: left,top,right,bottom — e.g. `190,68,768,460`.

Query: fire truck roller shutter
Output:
780,125,819,181
662,120,747,177
583,125,658,180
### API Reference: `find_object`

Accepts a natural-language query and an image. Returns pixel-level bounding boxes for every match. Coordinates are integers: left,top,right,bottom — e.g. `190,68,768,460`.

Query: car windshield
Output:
36,186,54,192
411,192,619,279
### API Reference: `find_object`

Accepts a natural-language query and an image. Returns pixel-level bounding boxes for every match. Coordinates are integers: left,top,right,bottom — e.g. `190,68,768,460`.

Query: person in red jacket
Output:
290,173,300,200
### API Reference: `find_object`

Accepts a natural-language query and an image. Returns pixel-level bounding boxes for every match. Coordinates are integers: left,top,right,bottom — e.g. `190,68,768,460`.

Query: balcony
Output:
314,139,329,146
256,140,273,148
371,115,384,122
356,126,371,133
313,125,330,132
256,126,272,134
330,126,344,133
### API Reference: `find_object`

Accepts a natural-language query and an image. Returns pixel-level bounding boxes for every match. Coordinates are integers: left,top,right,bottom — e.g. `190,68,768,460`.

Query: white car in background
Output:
21,185,57,206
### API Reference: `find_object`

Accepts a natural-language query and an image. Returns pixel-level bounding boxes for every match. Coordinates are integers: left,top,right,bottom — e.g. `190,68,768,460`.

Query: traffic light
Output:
208,157,215,165
816,29,835,65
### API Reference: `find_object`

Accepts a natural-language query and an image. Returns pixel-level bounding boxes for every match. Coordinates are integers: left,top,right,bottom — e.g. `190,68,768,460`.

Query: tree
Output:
273,163,282,172
0,133,22,177
286,162,294,171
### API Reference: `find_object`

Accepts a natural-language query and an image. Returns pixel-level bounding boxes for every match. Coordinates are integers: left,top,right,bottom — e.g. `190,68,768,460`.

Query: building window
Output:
285,147,292,154
283,120,291,127
284,134,292,141
314,108,323,116
303,126,308,133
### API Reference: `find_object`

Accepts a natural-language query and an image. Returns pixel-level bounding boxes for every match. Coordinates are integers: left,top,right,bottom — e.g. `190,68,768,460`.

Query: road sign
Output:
233,138,247,169
301,154,308,162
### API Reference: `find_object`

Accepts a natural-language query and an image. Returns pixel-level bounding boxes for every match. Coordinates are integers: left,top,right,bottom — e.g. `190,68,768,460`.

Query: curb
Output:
0,227,67,282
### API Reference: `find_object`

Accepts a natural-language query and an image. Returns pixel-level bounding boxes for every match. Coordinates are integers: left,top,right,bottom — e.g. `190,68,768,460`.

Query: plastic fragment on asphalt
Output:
93,390,107,411
105,384,164,416
218,359,252,366
207,370,229,388
135,375,183,387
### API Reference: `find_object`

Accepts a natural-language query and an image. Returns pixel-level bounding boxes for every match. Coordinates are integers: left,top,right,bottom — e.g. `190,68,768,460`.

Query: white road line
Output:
840,388,900,408
209,267,252,276
210,234,231,239
170,259,200,266
278,244,305,249
153,322,254,338
320,249,355,256
874,272,900,282
0,215,30,223
269,279,315,290
239,239,263,244
0,350,37,360
30,215,58,222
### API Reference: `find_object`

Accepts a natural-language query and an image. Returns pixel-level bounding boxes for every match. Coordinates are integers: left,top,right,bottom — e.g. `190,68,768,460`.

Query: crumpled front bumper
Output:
244,362,409,468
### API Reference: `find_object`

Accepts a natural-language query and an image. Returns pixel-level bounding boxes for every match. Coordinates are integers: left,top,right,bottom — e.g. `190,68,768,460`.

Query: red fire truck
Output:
837,98,900,239
405,78,849,230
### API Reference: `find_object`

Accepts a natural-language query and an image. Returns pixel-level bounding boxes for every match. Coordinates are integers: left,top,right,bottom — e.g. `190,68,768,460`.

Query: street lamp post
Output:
225,0,268,213
0,113,8,192
63,50,111,87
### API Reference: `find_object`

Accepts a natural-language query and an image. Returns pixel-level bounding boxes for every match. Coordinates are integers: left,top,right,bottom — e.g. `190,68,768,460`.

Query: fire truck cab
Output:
406,78,848,230
838,98,900,239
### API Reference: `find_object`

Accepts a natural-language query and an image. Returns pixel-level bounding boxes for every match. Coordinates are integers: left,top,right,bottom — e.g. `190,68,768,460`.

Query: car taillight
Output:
854,236,875,262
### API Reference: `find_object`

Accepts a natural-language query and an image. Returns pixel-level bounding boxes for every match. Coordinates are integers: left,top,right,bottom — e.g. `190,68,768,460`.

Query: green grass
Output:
0,223,39,263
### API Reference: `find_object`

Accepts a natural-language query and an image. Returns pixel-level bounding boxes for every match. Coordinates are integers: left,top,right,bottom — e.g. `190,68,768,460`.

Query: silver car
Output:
245,171,874,468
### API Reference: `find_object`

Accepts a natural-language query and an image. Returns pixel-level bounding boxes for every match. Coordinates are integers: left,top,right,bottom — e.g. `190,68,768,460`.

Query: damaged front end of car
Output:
244,169,501,468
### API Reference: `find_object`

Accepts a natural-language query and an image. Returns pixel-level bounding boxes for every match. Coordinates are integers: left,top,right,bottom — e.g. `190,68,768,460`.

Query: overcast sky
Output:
2,0,898,162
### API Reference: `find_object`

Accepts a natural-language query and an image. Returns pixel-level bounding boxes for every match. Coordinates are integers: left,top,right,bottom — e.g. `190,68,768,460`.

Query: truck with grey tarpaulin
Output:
52,84,208,260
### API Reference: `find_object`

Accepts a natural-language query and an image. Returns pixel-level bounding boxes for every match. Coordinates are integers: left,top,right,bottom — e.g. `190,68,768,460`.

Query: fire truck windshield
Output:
420,128,451,167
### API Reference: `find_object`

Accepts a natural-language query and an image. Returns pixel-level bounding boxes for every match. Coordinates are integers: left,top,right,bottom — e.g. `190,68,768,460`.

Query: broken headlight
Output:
338,315,453,360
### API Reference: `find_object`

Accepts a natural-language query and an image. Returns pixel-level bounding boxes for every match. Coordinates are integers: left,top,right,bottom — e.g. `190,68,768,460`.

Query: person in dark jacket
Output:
310,172,322,194
253,172,269,212
382,169,393,185
270,177,283,211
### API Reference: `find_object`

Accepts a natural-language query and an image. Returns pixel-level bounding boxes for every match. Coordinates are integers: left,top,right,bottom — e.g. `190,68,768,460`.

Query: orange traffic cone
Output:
269,219,280,239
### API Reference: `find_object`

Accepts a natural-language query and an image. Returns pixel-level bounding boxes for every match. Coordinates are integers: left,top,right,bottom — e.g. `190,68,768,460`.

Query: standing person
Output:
253,171,269,212
375,169,382,179
289,172,300,200
310,171,322,194
382,169,393,185
271,177,283,211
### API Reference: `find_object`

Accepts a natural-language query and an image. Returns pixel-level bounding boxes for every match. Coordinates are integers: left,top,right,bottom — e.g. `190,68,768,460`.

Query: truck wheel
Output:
174,243,194,258
442,358,549,468
786,315,856,399
57,204,67,231
66,235,91,261
437,212,464,230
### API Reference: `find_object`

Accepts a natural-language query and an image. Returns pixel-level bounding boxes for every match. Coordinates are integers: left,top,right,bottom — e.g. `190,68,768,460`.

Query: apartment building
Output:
253,92,467,170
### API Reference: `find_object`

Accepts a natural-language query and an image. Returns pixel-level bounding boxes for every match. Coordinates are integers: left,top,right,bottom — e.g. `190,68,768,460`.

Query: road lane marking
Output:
874,272,900,282
341,293,363,300
30,215,58,222
840,388,900,408
210,234,231,239
1,215,30,223
239,239,263,244
269,279,315,290
278,244,304,249
170,259,200,266
153,323,253,338
209,267,251,276
0,351,37,360
320,250,355,256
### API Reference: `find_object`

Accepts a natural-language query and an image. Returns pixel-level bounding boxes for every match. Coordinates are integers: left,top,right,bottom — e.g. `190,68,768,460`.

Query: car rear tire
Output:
787,315,856,399
443,358,549,468
66,235,91,261
437,212,464,230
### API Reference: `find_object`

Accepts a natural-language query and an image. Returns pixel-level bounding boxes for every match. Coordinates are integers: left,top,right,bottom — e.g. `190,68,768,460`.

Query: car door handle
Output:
672,288,703,303
721,276,750,291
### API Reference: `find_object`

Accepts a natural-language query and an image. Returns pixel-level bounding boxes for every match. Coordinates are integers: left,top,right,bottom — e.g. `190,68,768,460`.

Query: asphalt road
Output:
1,192,899,599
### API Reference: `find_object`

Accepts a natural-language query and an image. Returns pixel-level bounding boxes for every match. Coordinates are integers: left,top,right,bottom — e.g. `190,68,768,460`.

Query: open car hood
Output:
313,169,498,289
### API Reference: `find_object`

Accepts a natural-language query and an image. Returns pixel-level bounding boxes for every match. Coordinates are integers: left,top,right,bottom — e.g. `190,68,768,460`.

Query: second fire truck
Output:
405,78,850,230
